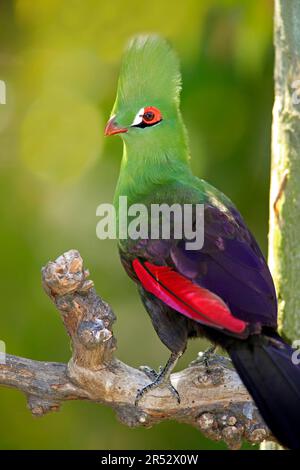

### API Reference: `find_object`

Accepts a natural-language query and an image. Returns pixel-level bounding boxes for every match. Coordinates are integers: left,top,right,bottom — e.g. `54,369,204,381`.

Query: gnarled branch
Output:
0,249,274,449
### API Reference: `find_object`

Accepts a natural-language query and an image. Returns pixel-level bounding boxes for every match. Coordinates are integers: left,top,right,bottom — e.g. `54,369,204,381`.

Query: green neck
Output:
114,118,192,208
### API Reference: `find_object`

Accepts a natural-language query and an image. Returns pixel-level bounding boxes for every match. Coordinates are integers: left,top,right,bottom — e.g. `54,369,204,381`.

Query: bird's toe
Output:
139,365,159,381
135,377,180,407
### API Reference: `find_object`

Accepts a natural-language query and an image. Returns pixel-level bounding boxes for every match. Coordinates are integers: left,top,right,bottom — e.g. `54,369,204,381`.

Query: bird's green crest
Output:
115,35,182,109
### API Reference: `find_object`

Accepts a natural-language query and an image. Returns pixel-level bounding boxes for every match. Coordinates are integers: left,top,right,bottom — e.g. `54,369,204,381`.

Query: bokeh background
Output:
0,0,274,449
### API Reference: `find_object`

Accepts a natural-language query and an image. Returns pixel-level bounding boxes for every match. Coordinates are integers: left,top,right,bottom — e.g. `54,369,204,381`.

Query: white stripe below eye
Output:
131,107,144,126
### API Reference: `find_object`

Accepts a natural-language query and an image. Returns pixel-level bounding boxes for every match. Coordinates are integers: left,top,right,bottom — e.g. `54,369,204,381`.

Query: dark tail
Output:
225,332,300,449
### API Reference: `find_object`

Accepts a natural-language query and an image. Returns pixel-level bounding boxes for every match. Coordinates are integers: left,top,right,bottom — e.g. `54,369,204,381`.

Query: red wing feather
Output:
133,259,247,334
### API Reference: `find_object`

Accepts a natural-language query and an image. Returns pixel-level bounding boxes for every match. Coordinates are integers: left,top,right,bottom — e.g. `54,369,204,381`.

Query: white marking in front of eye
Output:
131,107,144,126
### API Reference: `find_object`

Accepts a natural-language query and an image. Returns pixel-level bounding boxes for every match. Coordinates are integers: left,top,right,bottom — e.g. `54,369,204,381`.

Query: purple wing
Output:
120,190,277,331
170,203,277,328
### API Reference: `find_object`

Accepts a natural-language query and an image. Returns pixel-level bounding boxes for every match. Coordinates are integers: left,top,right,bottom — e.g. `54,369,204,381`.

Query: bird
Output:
104,34,300,449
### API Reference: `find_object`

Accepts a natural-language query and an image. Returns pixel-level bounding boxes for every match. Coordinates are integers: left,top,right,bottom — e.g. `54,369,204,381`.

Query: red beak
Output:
104,116,128,136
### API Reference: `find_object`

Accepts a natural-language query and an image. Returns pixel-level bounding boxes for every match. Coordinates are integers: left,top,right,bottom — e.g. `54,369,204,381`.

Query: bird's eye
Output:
131,106,162,128
143,111,155,122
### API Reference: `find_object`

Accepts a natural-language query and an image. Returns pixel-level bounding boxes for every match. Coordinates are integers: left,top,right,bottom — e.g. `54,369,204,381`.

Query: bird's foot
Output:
136,365,180,406
139,365,161,381
190,345,217,373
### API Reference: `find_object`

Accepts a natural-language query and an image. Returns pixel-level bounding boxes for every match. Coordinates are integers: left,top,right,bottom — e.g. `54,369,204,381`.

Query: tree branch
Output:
0,249,274,449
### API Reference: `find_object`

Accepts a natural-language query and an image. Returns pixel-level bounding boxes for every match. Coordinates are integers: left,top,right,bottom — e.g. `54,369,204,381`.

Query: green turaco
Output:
104,35,300,449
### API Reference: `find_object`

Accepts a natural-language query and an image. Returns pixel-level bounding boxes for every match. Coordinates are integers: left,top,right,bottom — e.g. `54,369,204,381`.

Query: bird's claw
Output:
136,366,180,406
139,365,159,381
190,345,217,373
135,381,180,407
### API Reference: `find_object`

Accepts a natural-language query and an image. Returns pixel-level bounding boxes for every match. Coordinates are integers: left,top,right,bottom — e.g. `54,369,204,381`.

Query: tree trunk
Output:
262,0,300,450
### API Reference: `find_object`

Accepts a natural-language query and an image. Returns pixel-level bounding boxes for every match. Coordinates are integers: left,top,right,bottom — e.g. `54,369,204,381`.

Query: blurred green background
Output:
0,0,274,449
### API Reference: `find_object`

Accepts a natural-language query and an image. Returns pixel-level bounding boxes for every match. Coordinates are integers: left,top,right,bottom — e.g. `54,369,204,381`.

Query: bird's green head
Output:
105,35,188,155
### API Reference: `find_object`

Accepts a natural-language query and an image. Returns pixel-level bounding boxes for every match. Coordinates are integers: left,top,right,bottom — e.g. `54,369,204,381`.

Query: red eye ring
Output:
142,106,162,125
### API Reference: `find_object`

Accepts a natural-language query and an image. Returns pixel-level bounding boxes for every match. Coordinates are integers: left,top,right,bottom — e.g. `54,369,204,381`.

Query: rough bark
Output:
262,0,300,451
269,0,300,340
0,249,274,449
